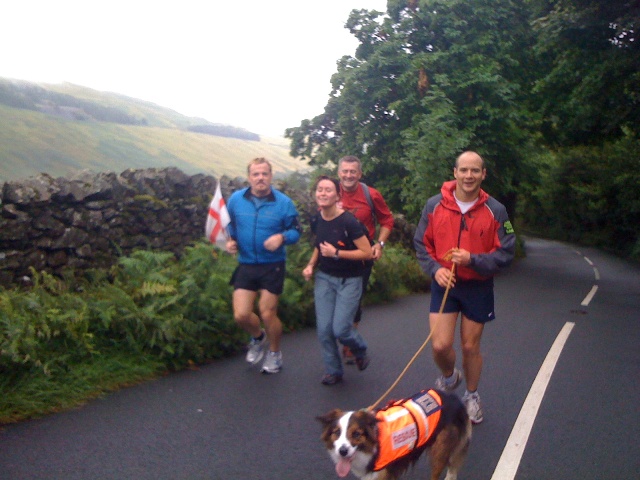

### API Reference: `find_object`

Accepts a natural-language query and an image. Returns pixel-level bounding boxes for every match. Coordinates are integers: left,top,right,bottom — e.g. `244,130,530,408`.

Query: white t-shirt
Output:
454,193,478,214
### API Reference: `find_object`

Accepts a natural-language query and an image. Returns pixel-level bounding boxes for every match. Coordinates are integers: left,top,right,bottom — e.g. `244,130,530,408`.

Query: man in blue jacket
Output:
225,158,301,374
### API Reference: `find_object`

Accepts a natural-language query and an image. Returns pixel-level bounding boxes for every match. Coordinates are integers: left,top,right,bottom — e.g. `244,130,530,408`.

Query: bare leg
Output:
258,289,282,352
460,314,484,391
232,289,262,338
429,312,459,377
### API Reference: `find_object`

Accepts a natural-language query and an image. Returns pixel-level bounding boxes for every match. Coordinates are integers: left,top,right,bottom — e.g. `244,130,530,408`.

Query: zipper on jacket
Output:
252,202,262,262
457,214,468,247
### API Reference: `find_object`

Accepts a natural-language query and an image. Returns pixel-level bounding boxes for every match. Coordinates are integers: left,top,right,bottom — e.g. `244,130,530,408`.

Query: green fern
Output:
136,281,177,298
1,238,427,423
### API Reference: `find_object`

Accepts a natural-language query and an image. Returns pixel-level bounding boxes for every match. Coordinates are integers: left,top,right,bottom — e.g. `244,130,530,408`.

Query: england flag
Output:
205,182,230,249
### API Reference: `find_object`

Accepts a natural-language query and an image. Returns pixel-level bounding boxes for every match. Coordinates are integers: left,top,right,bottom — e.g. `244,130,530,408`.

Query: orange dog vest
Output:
373,389,443,471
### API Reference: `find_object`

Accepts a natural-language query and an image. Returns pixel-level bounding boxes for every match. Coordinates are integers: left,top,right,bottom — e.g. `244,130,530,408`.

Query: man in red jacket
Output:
413,151,515,424
337,156,394,363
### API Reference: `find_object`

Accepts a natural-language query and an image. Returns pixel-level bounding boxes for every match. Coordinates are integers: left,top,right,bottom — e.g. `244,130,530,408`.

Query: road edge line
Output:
490,321,575,480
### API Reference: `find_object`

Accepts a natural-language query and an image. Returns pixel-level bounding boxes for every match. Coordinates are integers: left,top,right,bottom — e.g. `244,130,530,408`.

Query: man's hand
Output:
225,238,238,255
443,248,471,266
263,233,284,252
434,266,456,288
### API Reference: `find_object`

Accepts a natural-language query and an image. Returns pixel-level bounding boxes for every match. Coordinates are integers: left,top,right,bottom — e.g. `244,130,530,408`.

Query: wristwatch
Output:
378,241,385,249
333,249,340,260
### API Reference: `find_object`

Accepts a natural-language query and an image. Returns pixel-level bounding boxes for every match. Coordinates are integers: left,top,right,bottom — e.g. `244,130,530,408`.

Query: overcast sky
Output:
2,0,388,137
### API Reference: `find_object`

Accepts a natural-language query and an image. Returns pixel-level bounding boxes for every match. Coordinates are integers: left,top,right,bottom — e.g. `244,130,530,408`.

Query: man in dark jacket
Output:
413,151,515,424
225,158,300,374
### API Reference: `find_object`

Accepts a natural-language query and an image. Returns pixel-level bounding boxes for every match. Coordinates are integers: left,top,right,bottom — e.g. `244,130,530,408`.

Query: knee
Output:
259,308,278,323
234,311,250,324
461,340,481,357
334,324,351,340
431,340,453,357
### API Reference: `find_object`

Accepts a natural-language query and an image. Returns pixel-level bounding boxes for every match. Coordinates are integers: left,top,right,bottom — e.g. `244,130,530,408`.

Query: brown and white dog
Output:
317,389,471,480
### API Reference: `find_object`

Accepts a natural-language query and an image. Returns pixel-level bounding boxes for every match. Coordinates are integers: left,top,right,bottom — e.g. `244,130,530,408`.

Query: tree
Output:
519,0,640,259
285,7,413,210
529,0,640,146
286,0,538,217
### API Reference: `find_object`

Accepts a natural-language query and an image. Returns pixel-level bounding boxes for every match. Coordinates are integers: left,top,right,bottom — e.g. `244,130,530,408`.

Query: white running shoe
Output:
260,351,283,374
435,368,462,392
462,390,484,424
245,330,267,365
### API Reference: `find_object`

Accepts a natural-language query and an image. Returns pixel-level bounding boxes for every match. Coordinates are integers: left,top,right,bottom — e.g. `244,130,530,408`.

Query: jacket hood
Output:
440,179,489,211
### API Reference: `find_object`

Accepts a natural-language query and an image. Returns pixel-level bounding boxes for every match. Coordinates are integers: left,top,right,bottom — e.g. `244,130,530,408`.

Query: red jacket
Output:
339,183,394,240
413,180,515,281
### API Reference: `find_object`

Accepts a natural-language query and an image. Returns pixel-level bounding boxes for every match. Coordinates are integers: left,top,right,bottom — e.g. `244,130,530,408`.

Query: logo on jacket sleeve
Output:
503,220,514,234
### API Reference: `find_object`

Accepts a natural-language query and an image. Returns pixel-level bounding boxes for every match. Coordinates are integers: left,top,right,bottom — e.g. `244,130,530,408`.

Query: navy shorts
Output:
229,261,286,295
430,278,495,323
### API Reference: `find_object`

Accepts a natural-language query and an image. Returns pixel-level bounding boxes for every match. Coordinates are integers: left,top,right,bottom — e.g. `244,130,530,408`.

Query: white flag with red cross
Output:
205,182,230,249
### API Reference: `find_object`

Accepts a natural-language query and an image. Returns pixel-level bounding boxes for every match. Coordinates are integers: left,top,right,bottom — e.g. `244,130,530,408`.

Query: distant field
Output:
0,80,308,182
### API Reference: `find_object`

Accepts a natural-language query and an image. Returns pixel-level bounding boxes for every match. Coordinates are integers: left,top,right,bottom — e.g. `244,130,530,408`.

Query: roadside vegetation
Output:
0,241,427,424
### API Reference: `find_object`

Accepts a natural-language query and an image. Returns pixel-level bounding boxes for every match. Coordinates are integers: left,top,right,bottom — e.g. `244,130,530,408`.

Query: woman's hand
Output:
302,264,314,281
319,241,337,258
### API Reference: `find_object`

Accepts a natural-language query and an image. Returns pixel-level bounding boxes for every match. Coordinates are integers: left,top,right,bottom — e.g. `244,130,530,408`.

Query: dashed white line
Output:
490,322,575,480
581,285,599,306
579,255,599,305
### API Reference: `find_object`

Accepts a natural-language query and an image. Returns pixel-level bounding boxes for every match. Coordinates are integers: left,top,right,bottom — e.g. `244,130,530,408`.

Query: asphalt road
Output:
1,236,639,480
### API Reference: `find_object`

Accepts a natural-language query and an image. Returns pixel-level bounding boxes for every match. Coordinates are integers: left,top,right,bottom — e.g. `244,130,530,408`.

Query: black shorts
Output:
430,278,495,323
229,261,286,295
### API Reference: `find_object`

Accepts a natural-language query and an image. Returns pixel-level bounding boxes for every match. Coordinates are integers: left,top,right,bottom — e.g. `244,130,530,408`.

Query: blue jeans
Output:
314,271,368,376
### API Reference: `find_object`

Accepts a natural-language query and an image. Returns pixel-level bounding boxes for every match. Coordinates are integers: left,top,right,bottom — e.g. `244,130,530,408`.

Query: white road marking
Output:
580,255,599,306
490,322,575,480
581,285,599,306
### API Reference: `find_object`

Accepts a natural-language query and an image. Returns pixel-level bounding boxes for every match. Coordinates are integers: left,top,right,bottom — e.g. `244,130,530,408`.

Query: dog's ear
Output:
360,409,379,428
351,410,379,442
316,408,343,426
350,409,377,426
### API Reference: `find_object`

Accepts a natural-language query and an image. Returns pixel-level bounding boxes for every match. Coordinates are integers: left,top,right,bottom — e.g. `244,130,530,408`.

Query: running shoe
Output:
260,351,283,374
462,390,484,424
245,330,267,365
321,373,343,385
435,368,462,392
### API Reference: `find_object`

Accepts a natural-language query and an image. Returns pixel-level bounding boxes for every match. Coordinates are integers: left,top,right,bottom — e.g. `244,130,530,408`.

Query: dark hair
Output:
313,175,341,195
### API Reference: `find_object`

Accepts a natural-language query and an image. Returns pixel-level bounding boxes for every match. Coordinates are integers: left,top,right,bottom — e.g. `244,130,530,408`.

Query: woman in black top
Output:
303,176,372,385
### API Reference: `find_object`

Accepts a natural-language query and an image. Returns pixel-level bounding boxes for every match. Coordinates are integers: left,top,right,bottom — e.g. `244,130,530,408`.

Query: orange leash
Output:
368,263,456,411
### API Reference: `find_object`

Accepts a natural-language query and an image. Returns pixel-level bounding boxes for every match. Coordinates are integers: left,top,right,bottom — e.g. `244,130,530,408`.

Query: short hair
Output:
247,157,273,174
338,155,362,171
455,151,485,169
314,175,341,196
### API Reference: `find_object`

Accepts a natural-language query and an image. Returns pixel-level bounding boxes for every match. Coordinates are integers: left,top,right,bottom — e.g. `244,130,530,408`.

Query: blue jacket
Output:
226,187,300,265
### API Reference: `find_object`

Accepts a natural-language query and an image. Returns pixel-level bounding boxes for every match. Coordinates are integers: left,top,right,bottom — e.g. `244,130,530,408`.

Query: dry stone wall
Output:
0,168,240,287
0,167,416,288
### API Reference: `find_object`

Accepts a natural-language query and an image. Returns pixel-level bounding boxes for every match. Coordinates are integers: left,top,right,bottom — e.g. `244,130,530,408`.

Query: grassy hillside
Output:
0,79,307,182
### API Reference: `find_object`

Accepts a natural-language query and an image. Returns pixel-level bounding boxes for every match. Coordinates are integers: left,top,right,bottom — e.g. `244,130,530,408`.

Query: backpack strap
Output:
359,182,377,227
